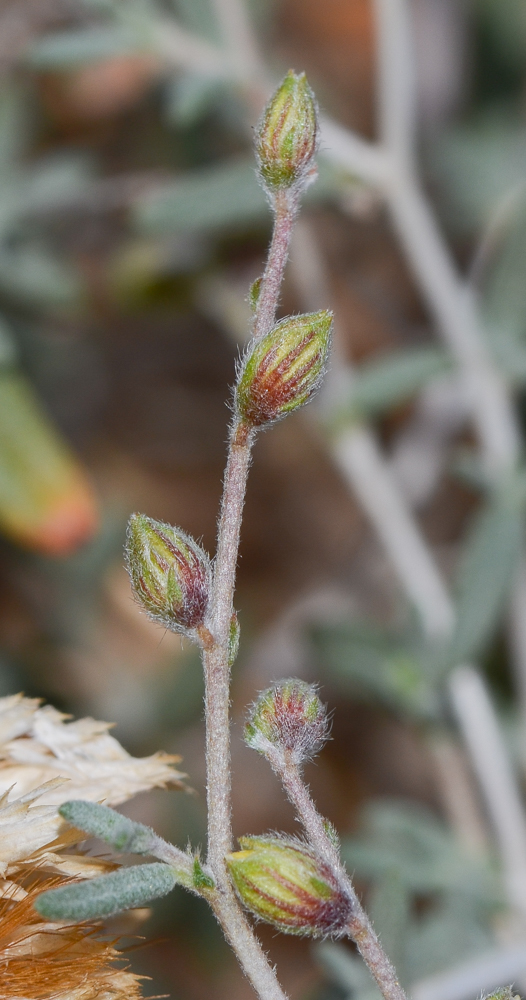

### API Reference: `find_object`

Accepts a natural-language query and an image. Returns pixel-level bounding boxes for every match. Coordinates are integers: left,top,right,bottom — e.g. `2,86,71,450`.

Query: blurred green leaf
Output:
164,73,227,126
311,622,440,719
341,801,498,904
432,116,526,233
170,0,221,42
22,155,94,214
334,348,449,423
368,869,410,986
0,246,83,308
135,158,267,234
475,0,526,70
134,157,338,235
446,486,524,665
0,84,32,177
405,894,494,982
317,943,382,1000
28,27,143,68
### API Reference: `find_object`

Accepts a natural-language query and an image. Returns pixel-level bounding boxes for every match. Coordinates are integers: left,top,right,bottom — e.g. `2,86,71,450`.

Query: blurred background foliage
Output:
4,0,526,998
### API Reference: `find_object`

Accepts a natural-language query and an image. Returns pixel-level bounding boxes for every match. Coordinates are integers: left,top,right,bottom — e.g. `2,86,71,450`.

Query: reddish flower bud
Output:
245,678,329,764
125,513,211,636
226,835,352,937
255,70,319,193
236,311,332,428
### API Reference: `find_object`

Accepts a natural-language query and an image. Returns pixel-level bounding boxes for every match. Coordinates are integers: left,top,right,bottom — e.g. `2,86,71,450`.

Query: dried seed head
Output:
255,71,319,194
226,834,352,937
245,678,329,765
236,311,332,428
125,513,212,636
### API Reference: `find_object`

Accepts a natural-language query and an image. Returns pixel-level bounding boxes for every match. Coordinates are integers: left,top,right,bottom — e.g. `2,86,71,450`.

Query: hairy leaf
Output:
35,863,178,921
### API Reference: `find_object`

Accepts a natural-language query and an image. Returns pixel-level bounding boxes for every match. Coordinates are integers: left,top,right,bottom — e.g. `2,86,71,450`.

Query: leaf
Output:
0,246,83,308
134,158,268,234
405,894,494,982
35,863,178,921
310,622,440,719
134,157,338,235
431,115,526,234
0,85,32,177
337,348,450,421
341,800,498,903
368,869,410,986
163,73,226,126
27,27,142,68
316,942,382,1000
446,486,524,665
169,0,221,42
59,801,156,855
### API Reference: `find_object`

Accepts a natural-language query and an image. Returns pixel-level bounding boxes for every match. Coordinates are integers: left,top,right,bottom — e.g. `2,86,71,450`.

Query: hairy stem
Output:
209,891,289,1000
252,190,296,342
205,419,253,871
200,199,297,997
276,754,408,1000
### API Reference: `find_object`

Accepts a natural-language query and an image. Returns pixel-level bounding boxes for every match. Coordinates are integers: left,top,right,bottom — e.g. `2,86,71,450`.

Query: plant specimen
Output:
34,71,410,1000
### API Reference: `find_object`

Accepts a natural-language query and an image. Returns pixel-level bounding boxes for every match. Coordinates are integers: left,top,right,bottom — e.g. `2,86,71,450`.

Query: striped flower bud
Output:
245,679,329,765
236,311,332,428
125,513,212,637
226,835,352,938
256,71,318,193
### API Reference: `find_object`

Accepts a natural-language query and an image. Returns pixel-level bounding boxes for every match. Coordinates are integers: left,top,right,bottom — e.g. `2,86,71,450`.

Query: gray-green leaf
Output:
35,863,178,921
59,800,156,855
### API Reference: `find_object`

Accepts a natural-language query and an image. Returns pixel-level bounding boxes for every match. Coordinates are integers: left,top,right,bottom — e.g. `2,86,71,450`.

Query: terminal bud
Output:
126,513,212,637
256,70,318,194
236,311,332,428
226,835,352,937
245,678,329,765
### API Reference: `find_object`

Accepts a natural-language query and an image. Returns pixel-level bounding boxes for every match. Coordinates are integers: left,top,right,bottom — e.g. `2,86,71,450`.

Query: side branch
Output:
276,755,408,1000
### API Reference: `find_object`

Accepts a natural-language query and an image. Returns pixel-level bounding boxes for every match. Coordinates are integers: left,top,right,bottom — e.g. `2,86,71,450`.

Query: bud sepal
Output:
245,678,329,765
236,311,332,428
256,70,319,195
125,513,212,637
226,834,352,937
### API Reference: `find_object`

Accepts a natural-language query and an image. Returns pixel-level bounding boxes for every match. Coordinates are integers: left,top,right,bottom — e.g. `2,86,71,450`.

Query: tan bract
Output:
0,694,185,998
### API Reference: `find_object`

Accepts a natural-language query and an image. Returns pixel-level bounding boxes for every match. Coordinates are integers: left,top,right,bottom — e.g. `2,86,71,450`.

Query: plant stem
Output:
200,200,297,998
202,419,290,1000
209,891,289,1000
252,190,296,342
275,753,408,1000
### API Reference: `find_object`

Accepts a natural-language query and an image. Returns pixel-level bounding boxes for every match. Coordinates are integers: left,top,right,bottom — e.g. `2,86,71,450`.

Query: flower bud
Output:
255,71,318,193
236,311,332,428
226,835,352,937
125,513,212,636
245,678,329,764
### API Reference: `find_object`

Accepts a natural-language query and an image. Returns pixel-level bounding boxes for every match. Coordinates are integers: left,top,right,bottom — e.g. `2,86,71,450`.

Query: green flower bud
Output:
256,71,319,193
126,513,212,636
236,311,332,428
226,835,352,937
245,678,329,764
